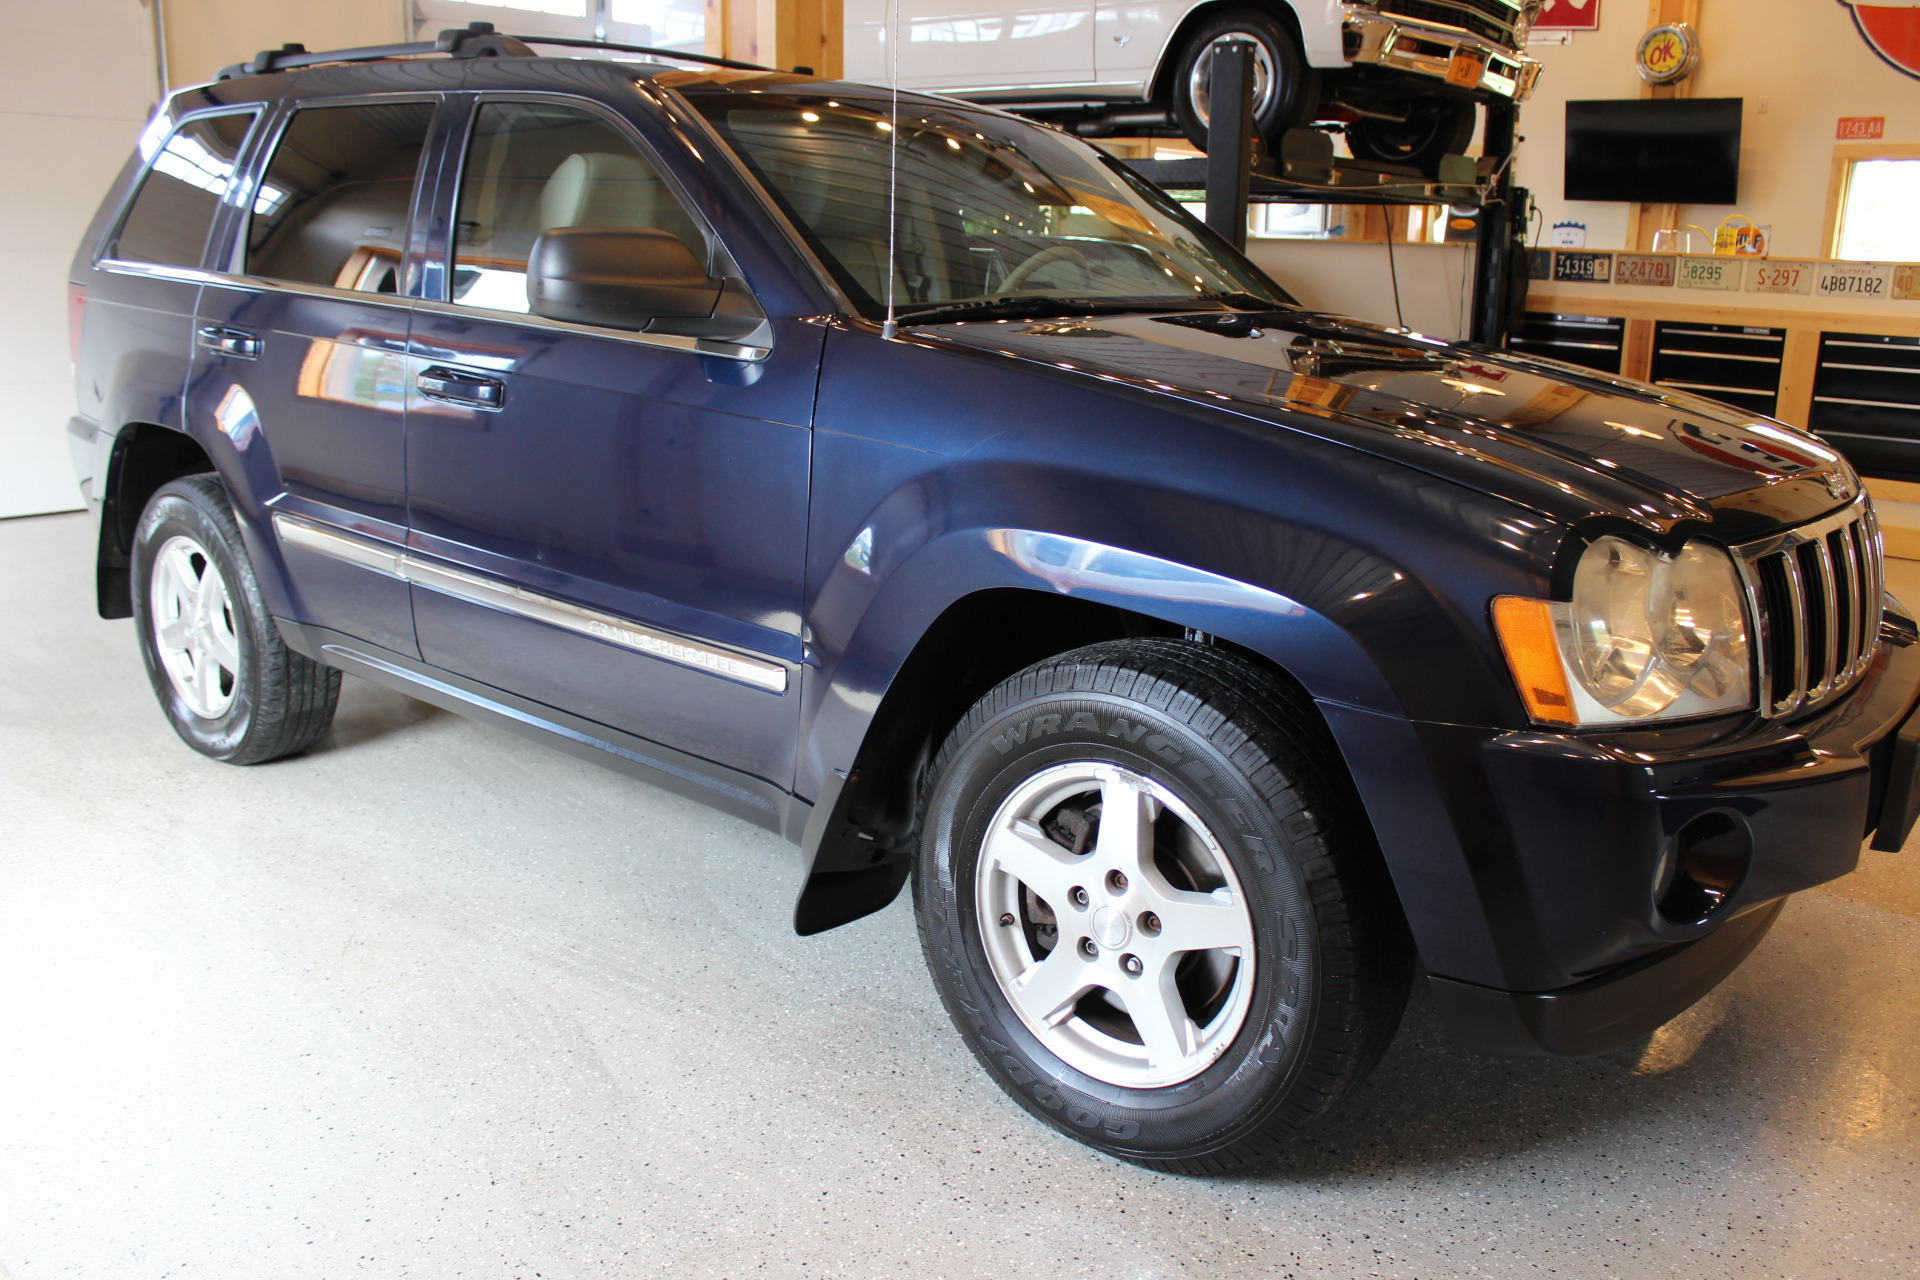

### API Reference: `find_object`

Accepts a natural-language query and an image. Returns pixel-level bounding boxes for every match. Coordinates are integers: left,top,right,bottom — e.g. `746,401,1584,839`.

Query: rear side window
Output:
111,112,255,268
247,101,437,293
450,100,706,313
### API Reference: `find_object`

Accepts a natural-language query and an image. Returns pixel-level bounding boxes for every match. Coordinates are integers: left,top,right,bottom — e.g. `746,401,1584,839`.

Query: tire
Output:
913,639,1412,1173
131,473,340,764
1347,97,1477,173
1170,11,1317,155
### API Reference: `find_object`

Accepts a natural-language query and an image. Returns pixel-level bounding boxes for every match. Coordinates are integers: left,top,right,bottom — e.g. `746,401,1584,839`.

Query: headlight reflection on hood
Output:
1494,535,1753,726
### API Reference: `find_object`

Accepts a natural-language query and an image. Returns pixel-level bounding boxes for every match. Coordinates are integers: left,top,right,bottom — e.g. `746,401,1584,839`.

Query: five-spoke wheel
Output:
132,473,340,763
916,638,1411,1173
977,762,1256,1088
148,533,242,720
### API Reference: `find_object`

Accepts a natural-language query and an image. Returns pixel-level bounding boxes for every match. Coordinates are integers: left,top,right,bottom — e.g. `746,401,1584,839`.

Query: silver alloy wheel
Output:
975,761,1257,1088
1187,33,1279,130
150,533,241,720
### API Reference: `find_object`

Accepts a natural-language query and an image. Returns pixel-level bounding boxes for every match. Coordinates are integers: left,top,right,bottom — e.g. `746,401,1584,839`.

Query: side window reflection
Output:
248,102,437,293
452,100,707,314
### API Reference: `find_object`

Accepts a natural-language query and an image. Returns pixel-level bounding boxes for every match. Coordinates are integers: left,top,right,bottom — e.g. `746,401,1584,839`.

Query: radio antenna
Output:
879,0,901,339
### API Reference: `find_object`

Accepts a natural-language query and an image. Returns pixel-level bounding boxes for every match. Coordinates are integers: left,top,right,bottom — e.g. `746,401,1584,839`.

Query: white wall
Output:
0,0,158,517
1245,239,1478,341
1517,3,1920,256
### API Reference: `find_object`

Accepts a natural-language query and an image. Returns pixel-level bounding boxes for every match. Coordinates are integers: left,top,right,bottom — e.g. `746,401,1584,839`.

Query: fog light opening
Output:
1656,811,1752,925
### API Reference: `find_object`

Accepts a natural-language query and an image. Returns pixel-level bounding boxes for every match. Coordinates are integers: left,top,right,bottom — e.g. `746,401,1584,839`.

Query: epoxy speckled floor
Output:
3,510,1918,1279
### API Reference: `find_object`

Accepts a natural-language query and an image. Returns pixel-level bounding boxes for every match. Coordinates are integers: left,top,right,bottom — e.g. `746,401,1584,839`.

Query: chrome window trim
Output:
194,268,420,313
410,295,769,361
273,513,789,694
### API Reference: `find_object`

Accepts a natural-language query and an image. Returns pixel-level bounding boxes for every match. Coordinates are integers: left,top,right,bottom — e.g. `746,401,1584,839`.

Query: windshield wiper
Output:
894,296,1165,325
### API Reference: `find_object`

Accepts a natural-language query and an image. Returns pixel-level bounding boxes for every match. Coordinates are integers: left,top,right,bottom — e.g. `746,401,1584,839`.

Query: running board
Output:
275,618,812,845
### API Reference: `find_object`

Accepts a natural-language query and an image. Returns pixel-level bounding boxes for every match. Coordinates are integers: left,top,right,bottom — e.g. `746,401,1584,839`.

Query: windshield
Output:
682,88,1293,321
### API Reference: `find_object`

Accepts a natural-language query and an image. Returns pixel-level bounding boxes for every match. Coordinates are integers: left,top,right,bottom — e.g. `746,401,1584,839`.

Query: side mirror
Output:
527,226,766,343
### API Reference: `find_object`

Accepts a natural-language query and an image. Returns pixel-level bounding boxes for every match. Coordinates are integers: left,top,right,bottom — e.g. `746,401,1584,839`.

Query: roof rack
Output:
506,34,786,75
214,20,784,82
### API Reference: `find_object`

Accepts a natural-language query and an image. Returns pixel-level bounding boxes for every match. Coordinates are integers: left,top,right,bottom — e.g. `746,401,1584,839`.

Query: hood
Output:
917,308,1856,545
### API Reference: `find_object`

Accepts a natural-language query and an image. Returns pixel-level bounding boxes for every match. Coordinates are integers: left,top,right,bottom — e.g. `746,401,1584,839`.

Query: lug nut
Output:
1079,937,1098,959
1069,886,1090,908
1121,953,1143,976
1139,911,1161,936
998,912,1016,927
1107,870,1128,894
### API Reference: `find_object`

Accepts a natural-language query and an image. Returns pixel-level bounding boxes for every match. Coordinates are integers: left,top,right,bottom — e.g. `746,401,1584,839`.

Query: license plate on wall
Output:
1446,49,1487,88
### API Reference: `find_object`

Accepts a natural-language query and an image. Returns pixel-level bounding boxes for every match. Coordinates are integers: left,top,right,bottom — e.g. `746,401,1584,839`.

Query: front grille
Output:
1375,0,1528,50
1737,497,1885,718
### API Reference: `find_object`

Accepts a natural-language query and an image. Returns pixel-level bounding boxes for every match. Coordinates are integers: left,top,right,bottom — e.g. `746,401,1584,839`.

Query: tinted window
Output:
691,94,1286,319
112,113,255,268
450,100,705,313
247,102,436,292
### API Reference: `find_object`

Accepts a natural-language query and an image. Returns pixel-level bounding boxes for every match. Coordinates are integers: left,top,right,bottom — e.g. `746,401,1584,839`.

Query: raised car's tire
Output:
914,639,1412,1173
1347,97,1477,173
1170,11,1317,155
131,474,340,764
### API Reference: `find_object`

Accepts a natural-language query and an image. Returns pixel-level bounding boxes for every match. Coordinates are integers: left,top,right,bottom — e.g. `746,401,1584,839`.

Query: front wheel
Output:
132,474,341,764
914,640,1411,1173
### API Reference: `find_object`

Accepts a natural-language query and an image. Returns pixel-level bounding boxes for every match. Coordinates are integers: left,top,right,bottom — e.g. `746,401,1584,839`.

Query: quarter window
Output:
111,113,255,268
450,100,706,314
247,102,437,293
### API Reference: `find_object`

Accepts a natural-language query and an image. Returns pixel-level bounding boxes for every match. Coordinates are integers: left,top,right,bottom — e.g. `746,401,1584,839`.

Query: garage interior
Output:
4,0,1919,1276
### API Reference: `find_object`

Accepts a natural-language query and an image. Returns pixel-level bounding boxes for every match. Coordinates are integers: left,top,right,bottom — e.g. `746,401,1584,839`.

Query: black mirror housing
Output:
527,226,764,342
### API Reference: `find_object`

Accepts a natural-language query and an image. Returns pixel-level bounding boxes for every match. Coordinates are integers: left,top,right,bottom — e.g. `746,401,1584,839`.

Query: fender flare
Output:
791,526,1414,934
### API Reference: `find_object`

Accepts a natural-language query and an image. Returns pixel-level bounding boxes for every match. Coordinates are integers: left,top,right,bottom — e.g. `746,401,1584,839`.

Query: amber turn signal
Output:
1491,595,1576,726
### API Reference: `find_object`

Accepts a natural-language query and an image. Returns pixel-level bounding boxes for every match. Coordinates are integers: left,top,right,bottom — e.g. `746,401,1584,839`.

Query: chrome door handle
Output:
416,366,506,409
196,325,261,359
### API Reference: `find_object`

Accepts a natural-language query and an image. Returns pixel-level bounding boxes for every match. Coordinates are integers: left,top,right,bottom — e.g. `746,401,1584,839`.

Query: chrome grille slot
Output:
1737,496,1883,717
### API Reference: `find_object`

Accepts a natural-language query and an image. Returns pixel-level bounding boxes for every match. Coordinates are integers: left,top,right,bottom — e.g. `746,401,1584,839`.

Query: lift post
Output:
1203,41,1255,253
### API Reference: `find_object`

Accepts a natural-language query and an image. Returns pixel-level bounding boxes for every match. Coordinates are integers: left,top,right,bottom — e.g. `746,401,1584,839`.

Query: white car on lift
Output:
846,0,1542,174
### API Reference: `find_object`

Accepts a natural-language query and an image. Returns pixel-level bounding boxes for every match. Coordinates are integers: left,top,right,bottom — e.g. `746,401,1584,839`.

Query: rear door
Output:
402,94,817,786
187,97,443,657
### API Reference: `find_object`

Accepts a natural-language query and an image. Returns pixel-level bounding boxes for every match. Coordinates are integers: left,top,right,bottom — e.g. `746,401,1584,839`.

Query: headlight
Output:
1493,536,1753,726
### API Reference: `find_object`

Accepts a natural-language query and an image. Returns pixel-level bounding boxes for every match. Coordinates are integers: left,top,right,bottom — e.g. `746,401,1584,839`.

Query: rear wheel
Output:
1170,11,1317,155
1347,97,1477,173
914,639,1411,1173
132,474,340,763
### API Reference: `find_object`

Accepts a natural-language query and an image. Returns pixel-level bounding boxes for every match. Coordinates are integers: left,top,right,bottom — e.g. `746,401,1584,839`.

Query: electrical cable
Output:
1384,215,1406,331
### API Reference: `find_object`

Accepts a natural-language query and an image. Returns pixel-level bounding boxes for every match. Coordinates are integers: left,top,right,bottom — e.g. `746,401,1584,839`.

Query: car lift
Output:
1114,41,1531,349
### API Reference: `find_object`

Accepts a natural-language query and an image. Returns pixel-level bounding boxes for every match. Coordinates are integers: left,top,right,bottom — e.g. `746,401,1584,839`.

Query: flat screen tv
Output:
1564,98,1742,204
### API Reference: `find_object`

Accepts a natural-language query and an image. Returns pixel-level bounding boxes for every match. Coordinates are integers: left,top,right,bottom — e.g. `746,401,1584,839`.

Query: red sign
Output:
1537,0,1601,29
1838,116,1887,138
1840,2,1920,80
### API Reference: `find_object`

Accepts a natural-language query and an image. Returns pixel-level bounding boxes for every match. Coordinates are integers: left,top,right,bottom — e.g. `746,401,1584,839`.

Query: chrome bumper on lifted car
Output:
1344,6,1542,100
1421,606,1920,1058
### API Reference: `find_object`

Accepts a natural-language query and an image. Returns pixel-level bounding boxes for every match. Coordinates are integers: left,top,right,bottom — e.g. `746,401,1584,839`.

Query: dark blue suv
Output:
67,27,1920,1173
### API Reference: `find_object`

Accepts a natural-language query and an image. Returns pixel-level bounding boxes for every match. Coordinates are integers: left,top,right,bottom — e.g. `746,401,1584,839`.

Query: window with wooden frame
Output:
1825,142,1920,262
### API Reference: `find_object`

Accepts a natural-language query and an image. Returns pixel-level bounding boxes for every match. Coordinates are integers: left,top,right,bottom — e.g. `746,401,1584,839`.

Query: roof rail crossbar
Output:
216,22,536,80
502,34,783,75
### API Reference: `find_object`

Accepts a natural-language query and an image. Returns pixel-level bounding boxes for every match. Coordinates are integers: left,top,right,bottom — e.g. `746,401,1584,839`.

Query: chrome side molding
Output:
272,512,788,694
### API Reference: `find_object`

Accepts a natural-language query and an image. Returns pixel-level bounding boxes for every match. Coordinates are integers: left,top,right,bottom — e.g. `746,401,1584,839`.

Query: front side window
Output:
686,91,1290,320
247,102,437,293
450,100,707,314
111,112,256,268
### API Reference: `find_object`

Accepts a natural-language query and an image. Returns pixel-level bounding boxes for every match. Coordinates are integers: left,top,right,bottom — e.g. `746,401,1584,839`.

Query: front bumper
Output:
1344,12,1541,101
1412,614,1920,1057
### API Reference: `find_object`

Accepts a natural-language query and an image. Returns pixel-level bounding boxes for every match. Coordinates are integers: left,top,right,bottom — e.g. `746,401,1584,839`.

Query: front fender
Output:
799,525,1404,805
